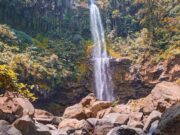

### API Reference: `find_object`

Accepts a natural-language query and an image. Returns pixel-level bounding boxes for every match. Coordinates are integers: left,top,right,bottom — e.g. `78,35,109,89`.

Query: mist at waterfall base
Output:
90,0,114,101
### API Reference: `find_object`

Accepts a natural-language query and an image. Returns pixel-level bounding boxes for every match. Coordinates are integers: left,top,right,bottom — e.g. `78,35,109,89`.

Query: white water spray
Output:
90,0,114,101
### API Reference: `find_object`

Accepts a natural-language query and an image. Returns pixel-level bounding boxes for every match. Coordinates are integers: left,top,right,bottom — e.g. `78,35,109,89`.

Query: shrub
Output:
0,65,37,101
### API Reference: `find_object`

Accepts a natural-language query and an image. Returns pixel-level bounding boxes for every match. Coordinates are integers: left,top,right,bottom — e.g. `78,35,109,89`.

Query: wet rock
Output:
103,113,129,125
143,110,161,132
13,115,37,135
63,104,86,120
0,120,22,135
154,103,180,135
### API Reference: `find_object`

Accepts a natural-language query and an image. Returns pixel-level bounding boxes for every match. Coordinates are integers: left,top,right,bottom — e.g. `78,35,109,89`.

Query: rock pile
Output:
0,81,179,135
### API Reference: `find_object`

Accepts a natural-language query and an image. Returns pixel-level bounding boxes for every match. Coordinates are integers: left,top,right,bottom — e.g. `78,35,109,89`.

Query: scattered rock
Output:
103,113,129,125
35,122,51,135
33,109,54,124
0,109,17,123
147,120,159,135
63,104,86,120
91,101,111,117
107,125,144,135
14,98,35,116
0,96,23,117
143,110,161,132
129,112,143,121
81,93,96,107
52,116,63,125
86,118,112,127
93,124,114,135
150,81,180,112
128,120,144,129
113,104,131,114
0,120,22,135
58,118,92,134
13,115,37,135
97,107,115,119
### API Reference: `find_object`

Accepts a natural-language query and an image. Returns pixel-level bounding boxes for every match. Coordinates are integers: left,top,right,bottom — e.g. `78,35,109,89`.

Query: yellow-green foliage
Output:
0,24,16,40
156,45,180,62
32,34,49,49
0,65,37,101
112,9,119,19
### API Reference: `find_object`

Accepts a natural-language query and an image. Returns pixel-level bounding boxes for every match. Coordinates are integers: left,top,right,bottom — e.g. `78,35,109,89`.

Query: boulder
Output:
113,104,131,114
107,125,145,135
0,109,17,123
143,110,161,132
150,81,180,112
35,122,51,135
14,98,35,116
58,118,92,134
13,115,37,135
52,116,63,125
97,107,114,119
91,101,111,117
154,103,180,135
129,81,180,116
81,93,96,107
0,96,23,117
128,120,144,129
103,113,129,125
0,93,35,118
0,120,22,135
33,109,54,124
147,120,159,135
86,118,112,127
129,112,143,121
93,124,114,135
63,104,86,120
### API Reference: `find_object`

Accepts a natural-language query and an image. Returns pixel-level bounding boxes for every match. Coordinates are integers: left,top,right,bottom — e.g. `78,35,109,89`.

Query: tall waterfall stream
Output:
90,0,114,101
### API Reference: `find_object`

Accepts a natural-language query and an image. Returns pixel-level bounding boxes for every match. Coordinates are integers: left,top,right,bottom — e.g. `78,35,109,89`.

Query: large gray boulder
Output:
154,103,180,135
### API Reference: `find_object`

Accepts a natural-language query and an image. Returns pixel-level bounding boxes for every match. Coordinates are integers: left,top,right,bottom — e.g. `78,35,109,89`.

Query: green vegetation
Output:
0,0,179,103
0,65,36,101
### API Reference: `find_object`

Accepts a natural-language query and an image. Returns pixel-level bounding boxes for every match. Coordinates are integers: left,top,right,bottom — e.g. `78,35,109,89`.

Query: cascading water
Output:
90,0,114,101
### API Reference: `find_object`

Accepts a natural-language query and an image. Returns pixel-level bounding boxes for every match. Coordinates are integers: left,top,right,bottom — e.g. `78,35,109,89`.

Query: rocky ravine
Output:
0,81,180,135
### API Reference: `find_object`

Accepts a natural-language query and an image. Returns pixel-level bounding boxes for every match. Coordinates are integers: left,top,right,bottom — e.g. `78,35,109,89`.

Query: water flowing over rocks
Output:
0,81,179,135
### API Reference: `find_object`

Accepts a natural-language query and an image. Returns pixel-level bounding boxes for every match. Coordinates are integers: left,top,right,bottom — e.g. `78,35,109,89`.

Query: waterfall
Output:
90,0,114,101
